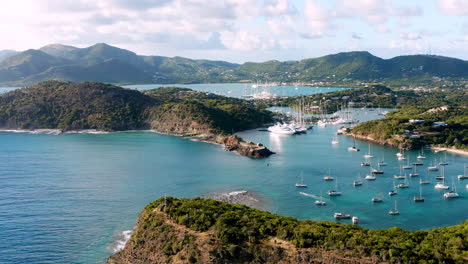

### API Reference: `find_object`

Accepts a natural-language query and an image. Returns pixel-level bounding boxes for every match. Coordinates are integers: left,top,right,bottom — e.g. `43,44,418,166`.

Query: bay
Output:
0,84,466,264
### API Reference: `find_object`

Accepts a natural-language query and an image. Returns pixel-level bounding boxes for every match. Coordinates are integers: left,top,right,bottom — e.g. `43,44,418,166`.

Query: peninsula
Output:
0,81,274,158
108,197,467,264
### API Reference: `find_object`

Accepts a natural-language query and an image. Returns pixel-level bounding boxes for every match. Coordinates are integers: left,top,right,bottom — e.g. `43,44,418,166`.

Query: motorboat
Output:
334,213,351,219
268,123,296,135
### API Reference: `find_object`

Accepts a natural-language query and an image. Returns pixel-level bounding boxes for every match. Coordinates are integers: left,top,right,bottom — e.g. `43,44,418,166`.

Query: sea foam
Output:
108,230,133,253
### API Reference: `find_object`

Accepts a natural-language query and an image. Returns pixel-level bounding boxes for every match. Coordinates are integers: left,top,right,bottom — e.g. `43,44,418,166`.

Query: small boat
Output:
420,179,430,184
394,166,405,179
353,174,362,186
388,190,397,196
398,156,406,161
327,190,341,196
348,136,360,152
363,143,374,158
365,174,376,180
402,156,412,170
412,162,423,166
388,201,400,215
434,170,449,189
457,165,467,180
352,216,359,224
315,191,327,205
323,176,334,181
428,160,439,171
371,197,383,202
417,150,426,159
414,185,424,202
409,167,419,177
378,161,388,166
439,152,448,165
361,162,371,166
396,175,409,188
295,172,307,188
435,176,445,180
334,213,351,219
443,177,459,198
372,168,384,174
331,135,339,145
396,151,403,158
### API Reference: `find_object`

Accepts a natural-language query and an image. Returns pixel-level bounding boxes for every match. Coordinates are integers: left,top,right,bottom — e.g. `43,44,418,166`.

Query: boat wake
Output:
108,230,133,253
299,192,321,200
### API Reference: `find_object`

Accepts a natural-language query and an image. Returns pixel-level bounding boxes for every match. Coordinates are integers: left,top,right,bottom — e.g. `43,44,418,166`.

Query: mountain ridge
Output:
0,43,467,86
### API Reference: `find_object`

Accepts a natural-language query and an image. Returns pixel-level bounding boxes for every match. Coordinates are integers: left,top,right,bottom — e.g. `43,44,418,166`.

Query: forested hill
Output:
108,197,467,264
1,43,467,86
0,81,272,134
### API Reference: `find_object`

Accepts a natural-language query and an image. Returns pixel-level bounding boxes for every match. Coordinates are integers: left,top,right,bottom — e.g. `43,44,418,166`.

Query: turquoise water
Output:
0,110,467,264
0,83,467,263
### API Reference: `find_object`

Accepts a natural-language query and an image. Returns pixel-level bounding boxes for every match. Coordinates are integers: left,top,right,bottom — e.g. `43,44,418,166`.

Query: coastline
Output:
431,146,468,156
0,128,274,158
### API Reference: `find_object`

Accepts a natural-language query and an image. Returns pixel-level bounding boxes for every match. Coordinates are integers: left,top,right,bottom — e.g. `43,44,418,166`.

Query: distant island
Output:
108,196,467,264
0,43,467,88
0,81,274,158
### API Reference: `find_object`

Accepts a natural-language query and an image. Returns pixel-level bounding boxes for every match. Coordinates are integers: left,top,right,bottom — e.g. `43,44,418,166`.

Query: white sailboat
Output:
439,152,448,165
457,164,467,180
363,143,374,158
394,166,406,179
428,159,439,171
323,169,334,181
402,154,412,170
419,169,430,184
434,168,449,190
443,177,460,198
378,153,387,166
353,173,363,186
409,166,419,177
315,191,327,205
331,135,339,145
295,172,307,188
417,149,426,159
396,173,409,188
388,200,400,215
327,177,341,196
348,136,360,152
414,184,424,202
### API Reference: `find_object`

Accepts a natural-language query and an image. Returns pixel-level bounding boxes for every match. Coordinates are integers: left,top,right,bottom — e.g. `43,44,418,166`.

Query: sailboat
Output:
348,136,360,152
409,166,419,177
396,150,403,158
428,159,439,171
365,167,377,180
327,177,341,196
295,172,307,188
419,169,430,184
414,184,424,202
323,169,334,181
389,179,397,195
439,152,448,165
372,163,384,174
315,191,327,205
363,143,374,158
402,154,412,169
397,150,406,160
394,166,406,179
458,164,468,179
353,173,363,186
417,149,426,159
371,195,383,202
434,167,449,190
443,177,460,198
396,173,409,188
378,153,387,166
388,200,400,215
331,135,339,145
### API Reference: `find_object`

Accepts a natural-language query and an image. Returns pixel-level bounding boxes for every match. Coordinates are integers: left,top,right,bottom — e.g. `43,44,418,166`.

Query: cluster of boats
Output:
295,143,467,219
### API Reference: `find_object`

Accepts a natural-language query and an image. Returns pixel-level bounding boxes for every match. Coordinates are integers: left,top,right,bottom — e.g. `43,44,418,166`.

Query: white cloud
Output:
400,33,422,40
220,30,279,51
437,0,468,16
303,0,331,37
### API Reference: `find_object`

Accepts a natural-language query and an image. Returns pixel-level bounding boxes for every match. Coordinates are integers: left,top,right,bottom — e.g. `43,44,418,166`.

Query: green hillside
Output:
0,43,466,86
108,197,468,264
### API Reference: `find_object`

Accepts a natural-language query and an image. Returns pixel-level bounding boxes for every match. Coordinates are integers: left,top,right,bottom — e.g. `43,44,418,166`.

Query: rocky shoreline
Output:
0,128,274,159
347,133,415,150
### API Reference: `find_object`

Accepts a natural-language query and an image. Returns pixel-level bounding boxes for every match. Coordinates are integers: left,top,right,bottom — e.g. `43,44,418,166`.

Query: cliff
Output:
0,81,274,158
108,197,467,264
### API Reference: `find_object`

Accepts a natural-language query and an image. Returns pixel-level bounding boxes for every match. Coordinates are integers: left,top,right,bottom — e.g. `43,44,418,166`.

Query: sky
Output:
0,0,467,63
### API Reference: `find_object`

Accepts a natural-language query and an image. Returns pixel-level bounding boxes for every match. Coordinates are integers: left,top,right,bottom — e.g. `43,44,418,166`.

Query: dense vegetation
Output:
0,81,272,134
118,197,467,264
1,43,467,87
351,105,468,149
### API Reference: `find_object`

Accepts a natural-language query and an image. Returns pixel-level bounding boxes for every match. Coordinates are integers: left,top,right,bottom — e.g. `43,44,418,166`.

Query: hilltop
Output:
108,197,467,264
0,81,274,158
0,44,467,87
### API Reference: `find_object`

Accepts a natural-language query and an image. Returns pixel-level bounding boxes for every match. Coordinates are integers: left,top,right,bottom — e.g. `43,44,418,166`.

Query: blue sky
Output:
0,0,467,62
